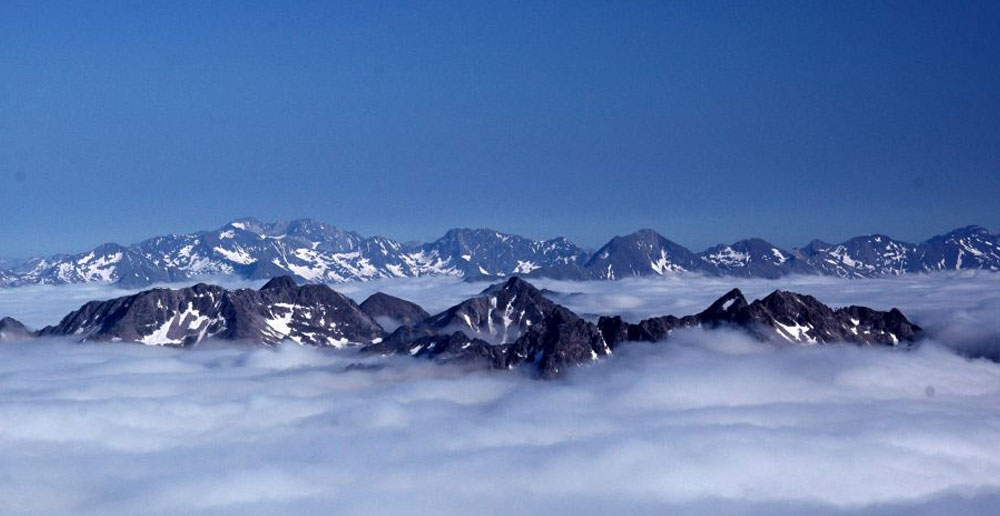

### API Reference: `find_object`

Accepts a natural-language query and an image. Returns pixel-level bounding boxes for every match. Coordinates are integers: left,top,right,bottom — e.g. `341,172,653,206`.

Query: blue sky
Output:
1,0,998,257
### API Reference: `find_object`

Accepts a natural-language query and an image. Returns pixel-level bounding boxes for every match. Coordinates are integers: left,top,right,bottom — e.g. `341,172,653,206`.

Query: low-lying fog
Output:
1,273,999,515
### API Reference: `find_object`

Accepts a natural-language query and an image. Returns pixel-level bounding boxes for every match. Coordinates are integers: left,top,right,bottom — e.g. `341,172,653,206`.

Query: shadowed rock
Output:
599,288,922,349
359,292,430,330
364,277,611,377
38,276,384,347
0,317,31,342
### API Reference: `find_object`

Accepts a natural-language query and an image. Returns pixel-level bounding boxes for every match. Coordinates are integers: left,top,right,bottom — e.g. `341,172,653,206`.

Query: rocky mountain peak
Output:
359,292,430,330
698,288,749,321
0,316,30,342
479,276,541,296
261,275,299,291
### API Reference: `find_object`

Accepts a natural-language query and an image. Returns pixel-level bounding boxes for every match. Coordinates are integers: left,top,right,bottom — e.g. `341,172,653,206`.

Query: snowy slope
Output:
2,220,998,288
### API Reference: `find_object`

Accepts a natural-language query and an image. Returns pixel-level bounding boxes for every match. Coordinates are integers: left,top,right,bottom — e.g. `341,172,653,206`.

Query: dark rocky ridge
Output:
598,288,922,349
359,292,431,330
37,276,385,346
364,278,920,377
0,276,924,378
364,277,611,378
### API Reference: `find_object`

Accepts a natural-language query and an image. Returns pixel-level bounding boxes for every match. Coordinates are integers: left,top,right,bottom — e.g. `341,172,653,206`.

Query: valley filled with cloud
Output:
1,273,999,515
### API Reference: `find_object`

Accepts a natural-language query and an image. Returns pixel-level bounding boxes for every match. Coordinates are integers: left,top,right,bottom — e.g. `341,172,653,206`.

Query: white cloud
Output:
1,274,999,515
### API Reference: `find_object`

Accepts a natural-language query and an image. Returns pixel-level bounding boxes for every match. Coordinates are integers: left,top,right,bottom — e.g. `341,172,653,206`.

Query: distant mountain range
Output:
1,218,997,288
0,276,922,378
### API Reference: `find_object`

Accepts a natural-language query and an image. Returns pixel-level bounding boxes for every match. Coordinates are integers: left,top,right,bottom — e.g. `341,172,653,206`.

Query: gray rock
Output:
38,276,384,347
363,277,611,378
359,292,430,331
0,317,31,342
599,287,922,348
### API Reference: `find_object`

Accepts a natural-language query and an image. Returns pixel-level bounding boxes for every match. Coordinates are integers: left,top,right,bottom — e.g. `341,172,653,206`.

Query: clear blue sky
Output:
2,1,998,257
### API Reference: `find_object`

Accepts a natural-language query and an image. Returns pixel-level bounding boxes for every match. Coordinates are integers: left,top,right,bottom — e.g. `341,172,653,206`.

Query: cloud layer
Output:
1,274,999,515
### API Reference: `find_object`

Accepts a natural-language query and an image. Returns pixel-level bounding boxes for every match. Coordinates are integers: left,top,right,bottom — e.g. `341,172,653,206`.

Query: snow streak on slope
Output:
2,220,998,289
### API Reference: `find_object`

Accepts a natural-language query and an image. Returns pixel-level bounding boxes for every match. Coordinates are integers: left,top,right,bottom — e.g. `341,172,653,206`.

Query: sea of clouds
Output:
1,273,999,515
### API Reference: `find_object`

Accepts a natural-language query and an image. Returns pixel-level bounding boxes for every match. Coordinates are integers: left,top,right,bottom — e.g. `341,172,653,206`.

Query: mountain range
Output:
0,276,922,378
1,218,997,288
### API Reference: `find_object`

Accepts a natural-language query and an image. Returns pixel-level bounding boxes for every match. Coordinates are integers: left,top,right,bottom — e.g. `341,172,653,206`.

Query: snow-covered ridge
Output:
1,219,998,288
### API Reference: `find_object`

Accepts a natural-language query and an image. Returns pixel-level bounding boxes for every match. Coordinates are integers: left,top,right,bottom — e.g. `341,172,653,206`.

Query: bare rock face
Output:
359,292,430,331
503,305,611,379
367,278,922,378
38,276,385,347
364,277,612,377
419,277,561,344
598,288,922,349
14,274,925,378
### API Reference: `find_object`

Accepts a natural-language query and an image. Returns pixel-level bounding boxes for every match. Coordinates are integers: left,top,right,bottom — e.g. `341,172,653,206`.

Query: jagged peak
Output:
793,240,832,255
436,227,525,244
479,276,542,296
186,282,224,295
698,288,748,319
715,287,747,306
224,217,265,231
757,289,825,309
260,276,299,291
762,289,795,300
283,218,356,235
618,228,665,241
943,225,991,237
840,233,912,246
704,238,779,253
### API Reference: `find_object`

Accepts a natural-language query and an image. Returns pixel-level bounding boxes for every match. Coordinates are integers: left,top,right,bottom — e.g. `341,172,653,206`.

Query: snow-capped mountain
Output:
1,219,998,288
582,229,709,279
0,277,924,377
7,243,185,288
573,227,999,280
698,238,811,279
1,218,589,288
412,228,589,278
914,225,1000,272
792,234,916,278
